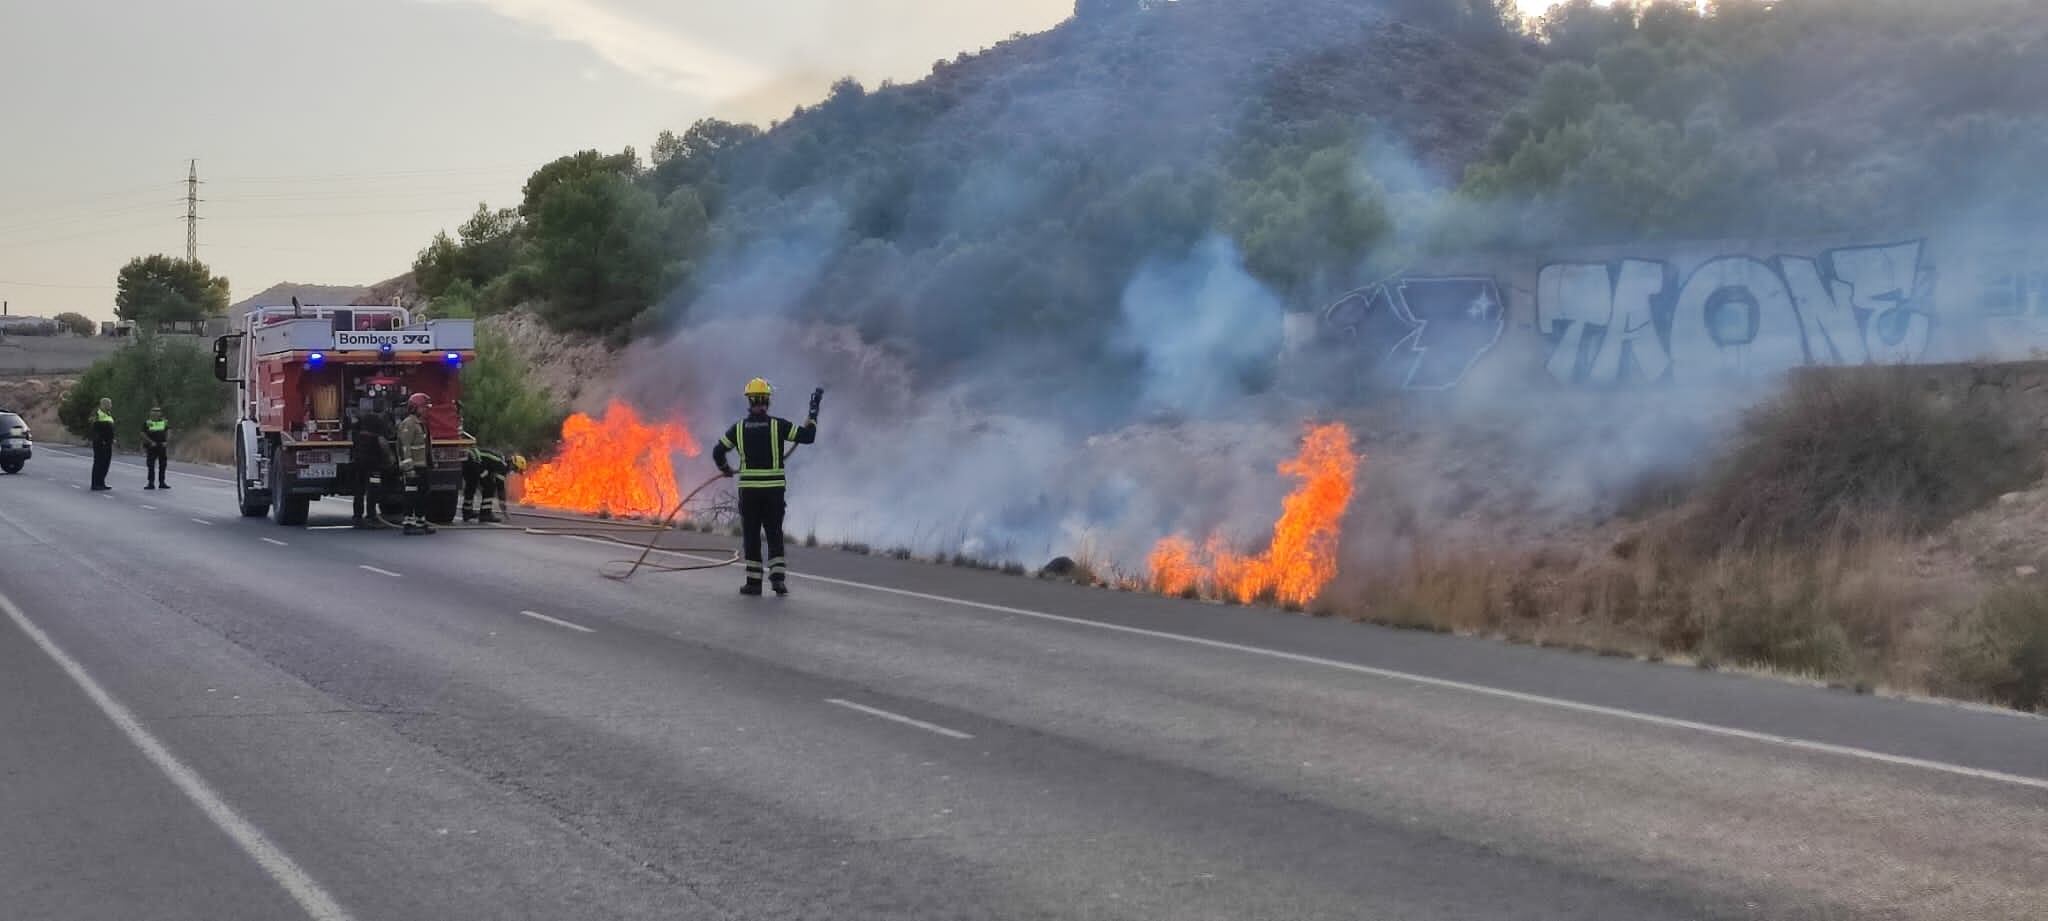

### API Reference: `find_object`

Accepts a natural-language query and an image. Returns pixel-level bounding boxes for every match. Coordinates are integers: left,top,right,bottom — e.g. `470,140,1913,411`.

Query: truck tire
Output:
236,435,270,518
425,491,458,525
269,451,308,526
1,460,22,474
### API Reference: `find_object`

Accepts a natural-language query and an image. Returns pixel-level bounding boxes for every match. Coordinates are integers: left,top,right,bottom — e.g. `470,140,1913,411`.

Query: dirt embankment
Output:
0,376,74,442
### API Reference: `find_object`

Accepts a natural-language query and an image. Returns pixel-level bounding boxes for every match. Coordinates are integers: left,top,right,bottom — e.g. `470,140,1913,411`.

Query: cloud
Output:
423,0,770,99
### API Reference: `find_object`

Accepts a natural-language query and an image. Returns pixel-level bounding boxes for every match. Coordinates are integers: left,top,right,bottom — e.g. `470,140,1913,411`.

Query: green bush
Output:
458,327,565,456
60,334,228,449
1940,584,2048,711
1689,368,2038,551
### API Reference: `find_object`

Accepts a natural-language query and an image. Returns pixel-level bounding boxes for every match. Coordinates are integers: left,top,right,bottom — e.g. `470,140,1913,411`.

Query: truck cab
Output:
214,303,476,525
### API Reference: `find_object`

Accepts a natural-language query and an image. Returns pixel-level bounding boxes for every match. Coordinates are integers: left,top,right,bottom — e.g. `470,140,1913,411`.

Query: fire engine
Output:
212,301,476,525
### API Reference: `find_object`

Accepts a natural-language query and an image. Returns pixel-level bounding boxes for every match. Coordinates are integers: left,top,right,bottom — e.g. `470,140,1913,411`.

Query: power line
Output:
212,164,535,184
0,278,115,290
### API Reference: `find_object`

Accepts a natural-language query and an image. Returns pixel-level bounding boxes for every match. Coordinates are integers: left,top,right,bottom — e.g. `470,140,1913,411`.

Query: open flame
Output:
1147,422,1359,606
516,399,701,518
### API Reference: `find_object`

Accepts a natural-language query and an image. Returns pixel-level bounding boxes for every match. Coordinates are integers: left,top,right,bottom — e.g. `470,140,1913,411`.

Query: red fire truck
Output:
212,302,476,525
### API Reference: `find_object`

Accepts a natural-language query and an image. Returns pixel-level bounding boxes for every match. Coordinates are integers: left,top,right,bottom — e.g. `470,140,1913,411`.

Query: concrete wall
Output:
1303,231,2048,397
0,336,120,375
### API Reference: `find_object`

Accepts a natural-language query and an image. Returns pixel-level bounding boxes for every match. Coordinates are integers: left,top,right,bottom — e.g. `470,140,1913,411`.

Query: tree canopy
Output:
114,255,229,326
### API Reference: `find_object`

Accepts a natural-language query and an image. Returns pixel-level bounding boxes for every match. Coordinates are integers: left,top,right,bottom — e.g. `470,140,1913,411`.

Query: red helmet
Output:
408,392,431,409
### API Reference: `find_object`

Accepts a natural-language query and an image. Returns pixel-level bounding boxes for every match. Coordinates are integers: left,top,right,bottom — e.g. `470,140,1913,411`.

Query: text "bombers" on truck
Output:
213,301,475,526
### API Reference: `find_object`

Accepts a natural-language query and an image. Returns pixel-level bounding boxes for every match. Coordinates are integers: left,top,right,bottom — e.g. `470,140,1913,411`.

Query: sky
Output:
0,0,1566,323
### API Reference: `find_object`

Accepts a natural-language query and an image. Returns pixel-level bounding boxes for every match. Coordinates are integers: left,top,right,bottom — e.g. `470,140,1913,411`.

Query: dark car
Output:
0,410,32,474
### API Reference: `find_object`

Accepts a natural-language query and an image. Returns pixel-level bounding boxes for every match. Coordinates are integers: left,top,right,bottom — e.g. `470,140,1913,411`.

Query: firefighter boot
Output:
771,577,789,597
739,582,763,597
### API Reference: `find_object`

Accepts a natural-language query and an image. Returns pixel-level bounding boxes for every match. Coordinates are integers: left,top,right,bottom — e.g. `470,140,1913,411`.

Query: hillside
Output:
228,282,371,314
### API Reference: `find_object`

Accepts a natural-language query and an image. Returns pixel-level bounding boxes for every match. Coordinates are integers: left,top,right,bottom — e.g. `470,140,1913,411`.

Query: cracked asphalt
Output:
3,447,2045,920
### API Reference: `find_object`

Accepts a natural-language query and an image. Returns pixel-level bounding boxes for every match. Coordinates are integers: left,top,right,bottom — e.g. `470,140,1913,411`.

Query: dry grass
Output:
1306,370,2039,706
171,428,235,465
1936,583,2048,711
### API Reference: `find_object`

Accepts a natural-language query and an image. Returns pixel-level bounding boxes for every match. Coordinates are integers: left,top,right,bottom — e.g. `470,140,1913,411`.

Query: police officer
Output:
461,440,526,524
710,378,818,596
89,397,115,491
143,406,170,490
396,392,437,535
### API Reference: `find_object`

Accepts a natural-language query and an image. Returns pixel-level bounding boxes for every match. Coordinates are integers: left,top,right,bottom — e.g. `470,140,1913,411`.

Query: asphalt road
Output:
3,447,2044,921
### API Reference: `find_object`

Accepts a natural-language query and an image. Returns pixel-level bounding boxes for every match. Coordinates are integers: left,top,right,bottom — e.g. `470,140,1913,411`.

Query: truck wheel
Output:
236,436,270,518
425,492,459,525
269,451,308,526
1,460,22,474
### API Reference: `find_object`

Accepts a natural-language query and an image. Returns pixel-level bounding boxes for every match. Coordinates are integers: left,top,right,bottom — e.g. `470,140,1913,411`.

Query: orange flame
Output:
1148,535,1201,596
516,399,701,518
1147,423,1358,606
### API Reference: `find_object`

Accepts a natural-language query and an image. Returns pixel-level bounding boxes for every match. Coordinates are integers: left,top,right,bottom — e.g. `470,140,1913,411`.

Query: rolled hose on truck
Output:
378,387,825,583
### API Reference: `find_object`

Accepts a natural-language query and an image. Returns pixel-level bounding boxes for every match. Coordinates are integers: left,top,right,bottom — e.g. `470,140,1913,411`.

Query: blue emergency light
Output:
307,351,326,369
379,342,394,357
444,351,462,368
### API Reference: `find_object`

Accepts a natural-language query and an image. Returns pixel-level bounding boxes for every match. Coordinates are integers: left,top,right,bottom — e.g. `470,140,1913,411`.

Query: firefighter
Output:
396,392,437,535
89,397,115,491
351,409,393,529
142,406,169,490
461,441,524,524
711,378,817,596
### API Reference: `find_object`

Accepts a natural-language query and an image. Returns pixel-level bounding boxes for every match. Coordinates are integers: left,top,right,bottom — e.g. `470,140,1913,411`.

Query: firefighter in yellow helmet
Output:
711,378,819,596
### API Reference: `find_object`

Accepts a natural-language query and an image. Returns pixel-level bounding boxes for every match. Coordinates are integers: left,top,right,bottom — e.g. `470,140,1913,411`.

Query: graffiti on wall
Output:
1316,239,1940,391
1536,240,1933,386
1321,276,1506,391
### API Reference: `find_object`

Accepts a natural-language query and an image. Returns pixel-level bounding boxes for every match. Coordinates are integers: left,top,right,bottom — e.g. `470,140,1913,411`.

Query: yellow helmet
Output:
511,454,529,472
744,378,773,399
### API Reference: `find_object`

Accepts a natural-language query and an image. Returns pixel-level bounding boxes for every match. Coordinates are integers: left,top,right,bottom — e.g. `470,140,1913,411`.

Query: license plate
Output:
1,439,22,449
301,463,337,479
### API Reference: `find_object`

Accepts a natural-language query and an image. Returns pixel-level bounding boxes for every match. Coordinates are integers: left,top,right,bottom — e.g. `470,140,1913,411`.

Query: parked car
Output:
0,410,32,473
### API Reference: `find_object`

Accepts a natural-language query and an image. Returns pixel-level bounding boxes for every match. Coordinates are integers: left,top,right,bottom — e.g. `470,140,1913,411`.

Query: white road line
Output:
568,536,2048,792
825,698,974,740
190,518,213,526
261,538,289,547
519,610,595,634
359,565,401,578
69,484,82,490
0,589,358,921
141,504,158,511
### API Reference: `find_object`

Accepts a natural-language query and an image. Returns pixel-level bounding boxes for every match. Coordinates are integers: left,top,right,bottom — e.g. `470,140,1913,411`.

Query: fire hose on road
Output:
382,387,826,583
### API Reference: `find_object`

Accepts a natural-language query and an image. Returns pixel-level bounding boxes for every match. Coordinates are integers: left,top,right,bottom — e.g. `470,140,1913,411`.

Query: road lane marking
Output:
190,518,213,526
359,565,401,578
825,698,973,740
567,536,2048,792
261,538,289,547
70,484,81,490
519,610,594,634
0,588,359,921
141,504,158,511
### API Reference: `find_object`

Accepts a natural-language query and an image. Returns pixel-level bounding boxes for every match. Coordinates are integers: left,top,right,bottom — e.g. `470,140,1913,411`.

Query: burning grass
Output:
1146,422,1358,606
516,399,701,518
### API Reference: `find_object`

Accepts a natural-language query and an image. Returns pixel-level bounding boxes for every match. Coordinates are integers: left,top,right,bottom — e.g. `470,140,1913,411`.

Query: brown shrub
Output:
1688,367,2038,551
